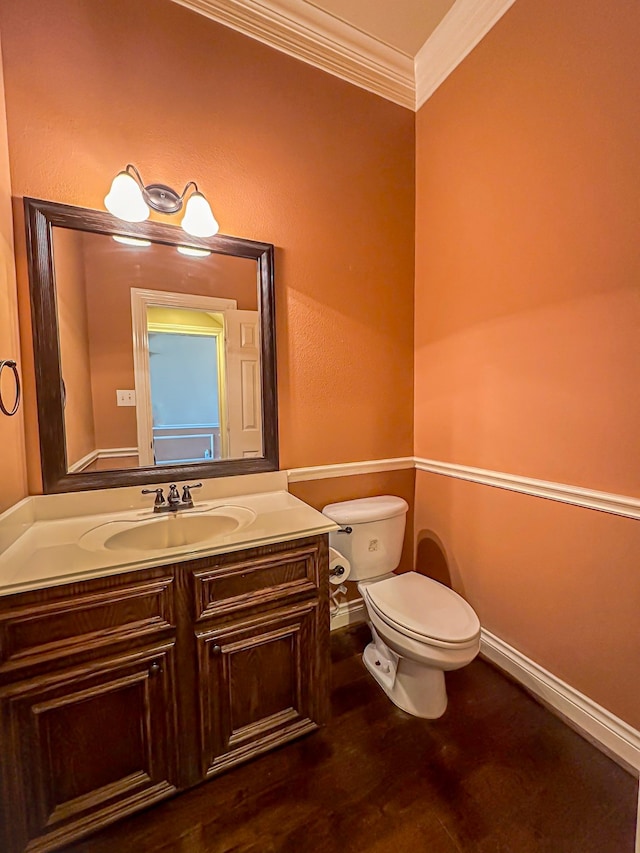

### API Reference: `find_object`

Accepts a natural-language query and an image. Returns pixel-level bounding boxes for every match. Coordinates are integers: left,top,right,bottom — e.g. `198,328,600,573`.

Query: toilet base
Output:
363,641,448,719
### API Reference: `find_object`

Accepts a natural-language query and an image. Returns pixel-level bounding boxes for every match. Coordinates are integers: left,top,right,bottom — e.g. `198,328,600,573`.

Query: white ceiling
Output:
304,0,456,57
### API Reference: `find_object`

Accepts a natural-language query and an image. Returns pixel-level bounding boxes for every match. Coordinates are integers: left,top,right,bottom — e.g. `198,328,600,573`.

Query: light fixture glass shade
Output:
181,192,219,238
104,171,149,222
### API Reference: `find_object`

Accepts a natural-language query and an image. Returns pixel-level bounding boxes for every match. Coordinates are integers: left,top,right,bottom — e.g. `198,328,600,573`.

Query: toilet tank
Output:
322,496,408,581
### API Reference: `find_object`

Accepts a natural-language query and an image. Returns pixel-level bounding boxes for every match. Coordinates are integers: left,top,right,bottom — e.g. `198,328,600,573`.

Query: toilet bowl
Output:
359,571,480,718
322,496,481,719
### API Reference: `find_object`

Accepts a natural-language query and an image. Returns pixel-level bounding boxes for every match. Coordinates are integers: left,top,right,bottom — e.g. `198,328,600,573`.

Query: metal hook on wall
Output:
0,359,21,416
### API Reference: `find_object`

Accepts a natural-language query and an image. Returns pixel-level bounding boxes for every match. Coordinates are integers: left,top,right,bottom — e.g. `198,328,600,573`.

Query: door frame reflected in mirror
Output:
24,197,278,494
130,289,238,467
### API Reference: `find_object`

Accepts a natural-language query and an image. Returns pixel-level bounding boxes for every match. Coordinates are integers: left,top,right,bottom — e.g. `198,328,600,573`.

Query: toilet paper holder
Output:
330,563,347,579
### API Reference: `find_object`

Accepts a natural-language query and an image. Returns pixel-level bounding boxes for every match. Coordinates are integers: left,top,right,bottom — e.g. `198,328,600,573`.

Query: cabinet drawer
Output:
193,543,321,621
0,577,175,672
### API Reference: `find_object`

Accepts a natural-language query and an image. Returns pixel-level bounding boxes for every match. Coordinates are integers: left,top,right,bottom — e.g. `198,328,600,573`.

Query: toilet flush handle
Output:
337,525,352,534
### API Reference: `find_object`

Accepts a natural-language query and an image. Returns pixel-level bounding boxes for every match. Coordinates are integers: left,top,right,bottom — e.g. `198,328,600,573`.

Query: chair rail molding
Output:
415,0,518,108
170,0,415,108
287,457,414,483
287,456,640,521
415,457,640,521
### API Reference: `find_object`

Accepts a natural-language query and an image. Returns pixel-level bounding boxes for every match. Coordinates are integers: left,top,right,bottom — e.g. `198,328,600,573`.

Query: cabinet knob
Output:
212,645,222,656
149,661,162,676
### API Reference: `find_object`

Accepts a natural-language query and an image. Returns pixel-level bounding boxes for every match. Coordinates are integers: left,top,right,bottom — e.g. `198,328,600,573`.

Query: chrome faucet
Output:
142,483,203,513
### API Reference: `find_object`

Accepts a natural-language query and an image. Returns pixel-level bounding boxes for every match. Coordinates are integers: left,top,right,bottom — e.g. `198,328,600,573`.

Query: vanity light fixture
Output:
104,164,219,237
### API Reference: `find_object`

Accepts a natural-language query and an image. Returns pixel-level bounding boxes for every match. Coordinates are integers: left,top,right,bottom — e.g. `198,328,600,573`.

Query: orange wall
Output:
80,233,258,451
0,37,26,513
415,0,639,495
0,0,415,492
414,0,640,727
415,474,640,729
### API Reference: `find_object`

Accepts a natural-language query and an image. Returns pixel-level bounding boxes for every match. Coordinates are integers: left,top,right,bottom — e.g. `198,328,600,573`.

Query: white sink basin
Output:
79,505,256,553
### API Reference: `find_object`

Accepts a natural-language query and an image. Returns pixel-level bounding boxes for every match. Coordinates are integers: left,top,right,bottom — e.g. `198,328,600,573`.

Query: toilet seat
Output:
364,572,480,649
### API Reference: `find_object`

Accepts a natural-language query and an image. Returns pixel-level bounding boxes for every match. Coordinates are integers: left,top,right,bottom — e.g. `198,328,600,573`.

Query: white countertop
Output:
0,473,337,597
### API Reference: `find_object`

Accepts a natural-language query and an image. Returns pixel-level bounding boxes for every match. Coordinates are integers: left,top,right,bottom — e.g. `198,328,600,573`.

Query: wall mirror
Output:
24,198,278,494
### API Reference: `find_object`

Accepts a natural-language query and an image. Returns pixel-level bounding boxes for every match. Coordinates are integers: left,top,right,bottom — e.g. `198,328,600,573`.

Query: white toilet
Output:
323,495,480,719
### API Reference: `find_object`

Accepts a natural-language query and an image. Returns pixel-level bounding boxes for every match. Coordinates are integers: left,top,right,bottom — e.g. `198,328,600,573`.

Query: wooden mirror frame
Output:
24,197,279,494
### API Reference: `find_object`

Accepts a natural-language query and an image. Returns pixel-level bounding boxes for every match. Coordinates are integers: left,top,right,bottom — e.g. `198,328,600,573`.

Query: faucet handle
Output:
182,482,202,503
141,487,165,507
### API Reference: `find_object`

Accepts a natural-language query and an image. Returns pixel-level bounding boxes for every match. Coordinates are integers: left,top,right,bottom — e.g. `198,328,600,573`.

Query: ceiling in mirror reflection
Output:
52,227,263,475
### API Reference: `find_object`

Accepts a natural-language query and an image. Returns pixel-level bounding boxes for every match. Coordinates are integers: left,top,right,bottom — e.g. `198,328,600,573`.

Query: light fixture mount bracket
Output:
143,183,184,215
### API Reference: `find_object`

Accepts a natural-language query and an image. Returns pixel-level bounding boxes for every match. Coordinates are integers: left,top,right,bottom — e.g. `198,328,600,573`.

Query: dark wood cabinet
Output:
197,600,321,777
0,534,329,852
0,644,178,853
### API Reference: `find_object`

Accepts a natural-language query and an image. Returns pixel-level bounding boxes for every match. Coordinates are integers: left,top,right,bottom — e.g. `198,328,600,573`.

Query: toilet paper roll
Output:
329,547,351,585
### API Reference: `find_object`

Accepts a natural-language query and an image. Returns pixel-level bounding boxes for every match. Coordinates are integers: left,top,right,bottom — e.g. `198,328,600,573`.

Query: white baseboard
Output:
481,629,640,774
67,448,100,474
97,446,138,460
330,598,367,631
67,446,138,474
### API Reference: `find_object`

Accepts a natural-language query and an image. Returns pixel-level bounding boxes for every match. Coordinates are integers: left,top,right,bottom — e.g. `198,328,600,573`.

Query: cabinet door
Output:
0,644,177,853
197,602,321,777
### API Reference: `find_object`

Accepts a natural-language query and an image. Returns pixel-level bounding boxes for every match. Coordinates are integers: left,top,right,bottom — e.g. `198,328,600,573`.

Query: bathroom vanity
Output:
0,480,335,853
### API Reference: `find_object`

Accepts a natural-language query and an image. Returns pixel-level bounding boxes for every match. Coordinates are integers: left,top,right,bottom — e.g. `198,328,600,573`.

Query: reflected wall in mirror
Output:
54,230,261,472
25,198,277,493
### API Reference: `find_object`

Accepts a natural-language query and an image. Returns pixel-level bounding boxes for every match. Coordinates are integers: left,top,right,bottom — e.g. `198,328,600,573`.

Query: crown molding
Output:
171,0,521,111
171,0,415,108
415,0,518,109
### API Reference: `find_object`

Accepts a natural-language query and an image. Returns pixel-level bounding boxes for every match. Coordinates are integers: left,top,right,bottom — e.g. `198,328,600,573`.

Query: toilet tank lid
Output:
322,495,408,525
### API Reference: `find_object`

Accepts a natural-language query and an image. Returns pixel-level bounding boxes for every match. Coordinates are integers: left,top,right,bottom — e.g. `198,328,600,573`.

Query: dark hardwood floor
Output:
65,624,638,853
